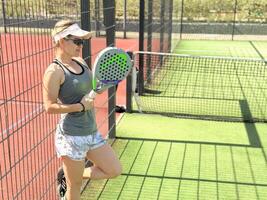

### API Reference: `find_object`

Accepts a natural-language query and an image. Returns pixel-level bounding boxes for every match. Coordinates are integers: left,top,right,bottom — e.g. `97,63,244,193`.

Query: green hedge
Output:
1,0,266,22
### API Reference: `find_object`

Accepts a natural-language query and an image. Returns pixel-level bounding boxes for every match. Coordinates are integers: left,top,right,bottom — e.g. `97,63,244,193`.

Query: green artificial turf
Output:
82,113,267,200
174,40,267,59
116,113,250,145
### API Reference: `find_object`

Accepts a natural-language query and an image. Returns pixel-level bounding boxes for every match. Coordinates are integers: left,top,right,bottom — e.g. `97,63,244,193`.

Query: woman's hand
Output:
80,94,94,111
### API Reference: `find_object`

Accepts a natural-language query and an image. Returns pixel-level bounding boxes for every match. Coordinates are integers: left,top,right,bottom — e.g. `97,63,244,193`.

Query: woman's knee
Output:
107,162,123,178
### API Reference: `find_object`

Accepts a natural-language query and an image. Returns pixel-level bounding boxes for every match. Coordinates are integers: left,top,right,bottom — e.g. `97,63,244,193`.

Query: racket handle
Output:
88,90,97,99
86,84,115,100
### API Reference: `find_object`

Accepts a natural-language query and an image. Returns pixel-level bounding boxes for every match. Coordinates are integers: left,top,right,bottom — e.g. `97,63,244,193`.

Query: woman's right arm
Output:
42,64,83,114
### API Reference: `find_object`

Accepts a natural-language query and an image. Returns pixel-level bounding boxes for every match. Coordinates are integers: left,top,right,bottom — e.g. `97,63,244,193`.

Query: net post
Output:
103,0,116,138
81,0,91,68
139,0,145,95
126,51,133,113
126,72,132,113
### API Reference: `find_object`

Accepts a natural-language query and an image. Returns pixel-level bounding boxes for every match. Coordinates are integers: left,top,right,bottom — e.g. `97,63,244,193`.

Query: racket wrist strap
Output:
78,102,85,112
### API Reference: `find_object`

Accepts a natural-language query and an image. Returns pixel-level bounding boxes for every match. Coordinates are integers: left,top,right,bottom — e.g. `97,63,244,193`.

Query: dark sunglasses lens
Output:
73,39,84,46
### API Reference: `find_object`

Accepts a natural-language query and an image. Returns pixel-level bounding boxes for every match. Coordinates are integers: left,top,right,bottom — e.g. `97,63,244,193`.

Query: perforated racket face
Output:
93,47,132,84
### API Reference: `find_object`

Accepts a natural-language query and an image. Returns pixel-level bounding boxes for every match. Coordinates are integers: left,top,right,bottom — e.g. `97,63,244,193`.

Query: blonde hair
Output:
51,19,76,44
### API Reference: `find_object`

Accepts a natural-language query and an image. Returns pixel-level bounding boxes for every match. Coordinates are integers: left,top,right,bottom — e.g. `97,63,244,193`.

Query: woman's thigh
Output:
62,156,85,185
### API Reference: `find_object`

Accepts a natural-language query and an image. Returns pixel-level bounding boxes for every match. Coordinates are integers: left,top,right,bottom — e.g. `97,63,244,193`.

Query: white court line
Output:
175,49,229,53
0,102,43,136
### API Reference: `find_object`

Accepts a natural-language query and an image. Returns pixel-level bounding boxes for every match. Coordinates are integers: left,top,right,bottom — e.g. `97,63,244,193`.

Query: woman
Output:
43,19,122,200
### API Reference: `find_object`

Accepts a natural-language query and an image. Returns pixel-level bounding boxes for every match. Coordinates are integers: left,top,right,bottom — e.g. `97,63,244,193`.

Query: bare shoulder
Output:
43,62,64,83
44,63,64,76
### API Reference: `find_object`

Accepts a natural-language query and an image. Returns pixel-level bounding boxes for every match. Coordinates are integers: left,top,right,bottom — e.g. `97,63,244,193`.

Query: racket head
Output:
92,47,132,87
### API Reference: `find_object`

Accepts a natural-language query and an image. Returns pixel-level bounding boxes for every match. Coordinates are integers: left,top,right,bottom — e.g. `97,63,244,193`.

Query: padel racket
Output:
87,47,132,99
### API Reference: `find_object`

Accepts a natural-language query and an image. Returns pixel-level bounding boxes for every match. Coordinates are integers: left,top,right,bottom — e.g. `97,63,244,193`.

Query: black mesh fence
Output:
0,0,116,199
179,0,267,40
138,0,267,44
134,0,267,122
139,0,179,54
1,0,267,199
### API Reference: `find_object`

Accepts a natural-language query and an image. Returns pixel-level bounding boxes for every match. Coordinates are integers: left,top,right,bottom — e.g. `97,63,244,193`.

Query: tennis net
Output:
129,51,267,122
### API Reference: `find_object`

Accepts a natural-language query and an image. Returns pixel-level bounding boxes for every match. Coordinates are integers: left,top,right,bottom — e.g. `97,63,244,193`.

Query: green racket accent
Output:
92,77,97,90
100,53,127,70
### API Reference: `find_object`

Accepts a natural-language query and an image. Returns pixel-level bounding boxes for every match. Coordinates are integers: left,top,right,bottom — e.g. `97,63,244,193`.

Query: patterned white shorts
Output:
55,130,106,161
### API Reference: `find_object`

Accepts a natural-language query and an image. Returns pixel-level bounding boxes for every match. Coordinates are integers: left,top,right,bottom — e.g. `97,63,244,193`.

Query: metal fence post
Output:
1,0,7,33
232,0,238,41
123,0,127,38
180,0,184,39
95,0,100,37
138,0,144,95
160,0,165,53
147,0,153,84
81,0,91,68
168,0,173,52
103,0,116,138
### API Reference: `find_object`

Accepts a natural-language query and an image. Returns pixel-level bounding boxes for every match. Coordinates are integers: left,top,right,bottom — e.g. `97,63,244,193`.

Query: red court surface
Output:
0,33,138,199
1,34,139,136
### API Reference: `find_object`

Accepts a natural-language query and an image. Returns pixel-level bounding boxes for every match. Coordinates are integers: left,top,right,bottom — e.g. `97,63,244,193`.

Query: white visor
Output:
53,23,93,42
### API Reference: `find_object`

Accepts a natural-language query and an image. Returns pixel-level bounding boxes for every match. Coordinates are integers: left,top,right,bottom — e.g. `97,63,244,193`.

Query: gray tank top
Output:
54,58,97,136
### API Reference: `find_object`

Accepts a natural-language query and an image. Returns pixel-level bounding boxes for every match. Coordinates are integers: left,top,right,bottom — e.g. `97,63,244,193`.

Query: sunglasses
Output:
64,37,84,46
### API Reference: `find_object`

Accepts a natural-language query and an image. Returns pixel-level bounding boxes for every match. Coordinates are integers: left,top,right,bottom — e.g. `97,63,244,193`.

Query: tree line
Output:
1,0,266,23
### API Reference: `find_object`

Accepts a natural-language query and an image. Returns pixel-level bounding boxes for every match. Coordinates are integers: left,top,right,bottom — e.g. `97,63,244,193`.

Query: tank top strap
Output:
53,58,86,75
52,59,68,75
72,58,90,71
